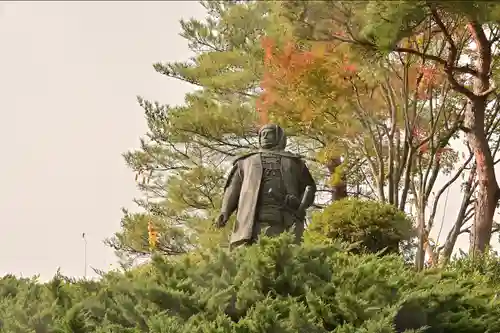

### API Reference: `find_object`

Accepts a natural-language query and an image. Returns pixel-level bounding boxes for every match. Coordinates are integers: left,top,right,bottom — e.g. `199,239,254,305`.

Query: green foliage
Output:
105,209,191,261
306,199,414,254
113,0,498,266
447,250,500,287
358,1,428,51
348,1,500,52
2,236,500,332
111,0,279,260
113,0,333,261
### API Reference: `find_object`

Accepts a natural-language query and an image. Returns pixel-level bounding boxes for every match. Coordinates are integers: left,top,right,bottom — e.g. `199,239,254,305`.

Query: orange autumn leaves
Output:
408,64,451,159
412,127,452,162
256,36,452,158
416,64,445,100
257,37,316,126
256,37,356,128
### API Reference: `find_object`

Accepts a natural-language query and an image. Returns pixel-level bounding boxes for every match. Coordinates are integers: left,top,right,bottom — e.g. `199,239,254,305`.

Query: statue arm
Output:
220,162,243,218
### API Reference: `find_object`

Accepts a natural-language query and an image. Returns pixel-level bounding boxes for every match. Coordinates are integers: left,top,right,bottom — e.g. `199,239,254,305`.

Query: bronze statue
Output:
215,124,316,249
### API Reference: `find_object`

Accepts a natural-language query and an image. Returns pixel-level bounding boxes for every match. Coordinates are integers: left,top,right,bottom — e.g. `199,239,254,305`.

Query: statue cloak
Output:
221,150,316,245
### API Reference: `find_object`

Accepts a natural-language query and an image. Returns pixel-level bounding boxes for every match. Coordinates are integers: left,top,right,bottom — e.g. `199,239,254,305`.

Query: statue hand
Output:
284,194,300,210
214,213,228,228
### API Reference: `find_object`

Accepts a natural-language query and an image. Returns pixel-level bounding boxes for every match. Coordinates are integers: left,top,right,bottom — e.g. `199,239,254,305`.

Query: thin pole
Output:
82,232,87,278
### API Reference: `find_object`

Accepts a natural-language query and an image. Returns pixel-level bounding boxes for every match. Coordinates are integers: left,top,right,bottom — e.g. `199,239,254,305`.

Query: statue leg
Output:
293,221,304,244
228,218,285,251
229,239,251,251
251,219,287,242
282,211,304,244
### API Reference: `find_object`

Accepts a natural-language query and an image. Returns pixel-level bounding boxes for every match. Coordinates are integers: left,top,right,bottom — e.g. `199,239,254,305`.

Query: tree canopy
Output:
106,1,500,272
277,0,500,258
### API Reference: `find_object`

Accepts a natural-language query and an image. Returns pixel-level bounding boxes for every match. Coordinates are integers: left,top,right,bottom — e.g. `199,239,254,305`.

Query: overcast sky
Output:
0,2,497,282
0,1,205,281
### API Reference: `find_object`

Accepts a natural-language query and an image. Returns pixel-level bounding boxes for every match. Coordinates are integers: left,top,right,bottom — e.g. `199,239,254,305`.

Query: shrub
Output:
305,198,414,254
447,249,500,286
0,235,500,332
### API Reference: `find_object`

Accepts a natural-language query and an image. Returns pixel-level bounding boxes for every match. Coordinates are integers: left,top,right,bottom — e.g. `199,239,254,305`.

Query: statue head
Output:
258,124,287,150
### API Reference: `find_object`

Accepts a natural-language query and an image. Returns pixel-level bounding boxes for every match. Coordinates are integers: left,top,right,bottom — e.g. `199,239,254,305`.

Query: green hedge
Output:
305,199,414,254
0,235,499,333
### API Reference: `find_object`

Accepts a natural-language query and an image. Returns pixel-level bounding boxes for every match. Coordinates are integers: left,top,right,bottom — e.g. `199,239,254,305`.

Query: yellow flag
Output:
148,221,157,250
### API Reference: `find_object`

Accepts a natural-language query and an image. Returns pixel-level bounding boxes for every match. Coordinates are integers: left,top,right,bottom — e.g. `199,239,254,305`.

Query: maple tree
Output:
363,2,500,257
257,28,481,268
277,0,500,256
257,37,352,200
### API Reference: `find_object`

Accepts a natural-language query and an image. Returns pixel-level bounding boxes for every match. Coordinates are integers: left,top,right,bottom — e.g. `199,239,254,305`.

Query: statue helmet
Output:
258,123,287,150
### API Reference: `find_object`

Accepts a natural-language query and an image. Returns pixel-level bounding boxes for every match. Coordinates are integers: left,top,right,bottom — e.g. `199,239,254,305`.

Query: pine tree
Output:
107,1,283,260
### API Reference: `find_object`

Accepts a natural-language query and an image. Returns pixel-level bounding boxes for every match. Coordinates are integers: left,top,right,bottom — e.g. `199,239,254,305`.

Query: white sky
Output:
0,1,205,281
0,2,496,282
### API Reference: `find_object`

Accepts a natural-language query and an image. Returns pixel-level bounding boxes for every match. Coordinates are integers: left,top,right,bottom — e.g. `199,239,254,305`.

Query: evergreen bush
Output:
1,234,499,333
305,199,414,255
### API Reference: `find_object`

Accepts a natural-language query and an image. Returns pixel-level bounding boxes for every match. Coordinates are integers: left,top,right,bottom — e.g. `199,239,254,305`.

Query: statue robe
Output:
220,150,316,245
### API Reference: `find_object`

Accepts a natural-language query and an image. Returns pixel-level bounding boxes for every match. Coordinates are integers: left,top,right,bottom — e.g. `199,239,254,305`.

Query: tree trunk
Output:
415,209,426,271
439,165,475,266
466,74,499,253
466,100,499,253
465,22,499,254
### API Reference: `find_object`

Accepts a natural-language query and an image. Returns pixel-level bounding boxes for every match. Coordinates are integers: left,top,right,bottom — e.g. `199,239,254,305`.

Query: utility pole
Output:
82,232,87,279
